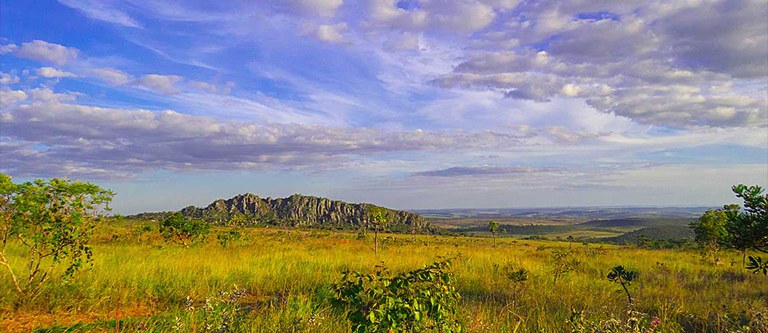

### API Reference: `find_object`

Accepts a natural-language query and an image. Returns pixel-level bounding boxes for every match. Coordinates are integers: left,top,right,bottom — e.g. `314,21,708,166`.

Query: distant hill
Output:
599,226,694,244
579,217,693,229
128,193,437,234
416,207,711,220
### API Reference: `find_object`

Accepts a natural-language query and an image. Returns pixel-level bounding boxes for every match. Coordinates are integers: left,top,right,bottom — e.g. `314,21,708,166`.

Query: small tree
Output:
723,185,767,267
366,206,388,255
607,265,638,305
489,220,499,247
159,212,210,247
0,174,114,300
690,208,730,263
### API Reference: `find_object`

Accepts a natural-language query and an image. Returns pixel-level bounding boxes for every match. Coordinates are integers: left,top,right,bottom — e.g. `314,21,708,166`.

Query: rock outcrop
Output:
179,193,437,233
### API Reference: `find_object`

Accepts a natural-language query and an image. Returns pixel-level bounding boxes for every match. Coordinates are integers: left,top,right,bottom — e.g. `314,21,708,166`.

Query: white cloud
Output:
13,40,79,65
0,72,20,85
137,74,183,95
0,90,533,178
316,23,348,43
36,67,77,78
89,67,133,85
0,89,27,106
0,44,17,54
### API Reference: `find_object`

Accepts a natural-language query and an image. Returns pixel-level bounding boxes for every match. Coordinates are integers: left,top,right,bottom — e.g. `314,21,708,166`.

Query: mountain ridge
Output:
129,193,438,234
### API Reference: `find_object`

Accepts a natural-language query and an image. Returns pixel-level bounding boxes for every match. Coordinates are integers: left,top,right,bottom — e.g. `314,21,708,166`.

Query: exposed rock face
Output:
180,193,437,233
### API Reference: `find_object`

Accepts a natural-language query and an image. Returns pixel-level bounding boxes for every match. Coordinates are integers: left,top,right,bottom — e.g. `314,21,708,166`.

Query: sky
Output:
0,0,766,214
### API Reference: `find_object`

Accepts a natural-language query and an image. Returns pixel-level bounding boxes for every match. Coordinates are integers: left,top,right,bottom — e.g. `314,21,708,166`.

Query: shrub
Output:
332,258,463,332
217,230,242,248
159,212,210,247
551,248,580,283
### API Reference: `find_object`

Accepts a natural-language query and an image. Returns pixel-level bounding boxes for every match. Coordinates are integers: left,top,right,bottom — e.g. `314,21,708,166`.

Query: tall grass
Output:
1,225,766,332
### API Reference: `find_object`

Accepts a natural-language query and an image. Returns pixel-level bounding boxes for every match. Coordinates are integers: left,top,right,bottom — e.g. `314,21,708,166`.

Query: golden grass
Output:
1,226,766,332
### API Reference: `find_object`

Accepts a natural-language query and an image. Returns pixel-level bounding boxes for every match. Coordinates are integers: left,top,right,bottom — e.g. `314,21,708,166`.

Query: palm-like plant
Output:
607,265,638,305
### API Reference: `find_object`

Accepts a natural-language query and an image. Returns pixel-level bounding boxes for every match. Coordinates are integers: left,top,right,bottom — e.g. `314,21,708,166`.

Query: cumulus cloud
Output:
431,0,768,128
12,40,79,65
36,67,77,78
90,67,133,85
137,74,183,95
658,0,768,78
0,89,27,106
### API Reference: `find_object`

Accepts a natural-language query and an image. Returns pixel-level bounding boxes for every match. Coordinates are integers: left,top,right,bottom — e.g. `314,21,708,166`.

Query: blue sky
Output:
1,0,766,214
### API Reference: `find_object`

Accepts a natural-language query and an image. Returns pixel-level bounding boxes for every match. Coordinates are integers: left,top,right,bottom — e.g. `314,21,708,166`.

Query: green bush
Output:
159,212,210,247
332,258,463,332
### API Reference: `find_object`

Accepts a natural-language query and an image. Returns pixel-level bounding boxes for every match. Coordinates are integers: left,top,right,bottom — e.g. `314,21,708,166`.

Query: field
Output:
1,222,766,332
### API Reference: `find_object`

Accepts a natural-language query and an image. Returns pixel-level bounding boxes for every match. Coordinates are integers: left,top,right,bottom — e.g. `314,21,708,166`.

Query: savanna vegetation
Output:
1,174,766,332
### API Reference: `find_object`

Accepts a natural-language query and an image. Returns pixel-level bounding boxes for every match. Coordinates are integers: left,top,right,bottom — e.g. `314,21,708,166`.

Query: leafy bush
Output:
217,230,242,248
332,258,463,332
159,212,210,247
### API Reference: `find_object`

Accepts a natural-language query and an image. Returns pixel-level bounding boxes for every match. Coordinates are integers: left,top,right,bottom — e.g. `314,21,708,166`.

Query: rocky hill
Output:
175,193,437,233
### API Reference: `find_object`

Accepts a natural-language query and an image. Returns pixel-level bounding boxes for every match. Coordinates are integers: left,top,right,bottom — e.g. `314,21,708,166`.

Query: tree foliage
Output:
488,220,499,247
723,184,767,254
159,212,210,247
332,258,463,333
365,205,389,255
0,174,114,299
690,208,730,263
719,184,767,274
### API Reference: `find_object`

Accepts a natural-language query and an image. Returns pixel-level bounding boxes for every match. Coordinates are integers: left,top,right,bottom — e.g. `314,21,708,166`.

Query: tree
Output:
0,174,114,300
723,185,767,266
366,206,388,255
159,212,210,247
690,208,730,263
489,220,499,247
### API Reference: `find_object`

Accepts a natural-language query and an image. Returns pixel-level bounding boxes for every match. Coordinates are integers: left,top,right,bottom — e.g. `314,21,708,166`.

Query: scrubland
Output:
1,224,766,332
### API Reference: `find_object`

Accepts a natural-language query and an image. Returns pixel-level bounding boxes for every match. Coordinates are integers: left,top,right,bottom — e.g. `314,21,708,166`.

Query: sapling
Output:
607,265,639,305
489,220,499,247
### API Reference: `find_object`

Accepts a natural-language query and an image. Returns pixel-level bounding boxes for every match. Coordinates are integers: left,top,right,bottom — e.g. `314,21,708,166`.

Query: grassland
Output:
1,222,766,332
